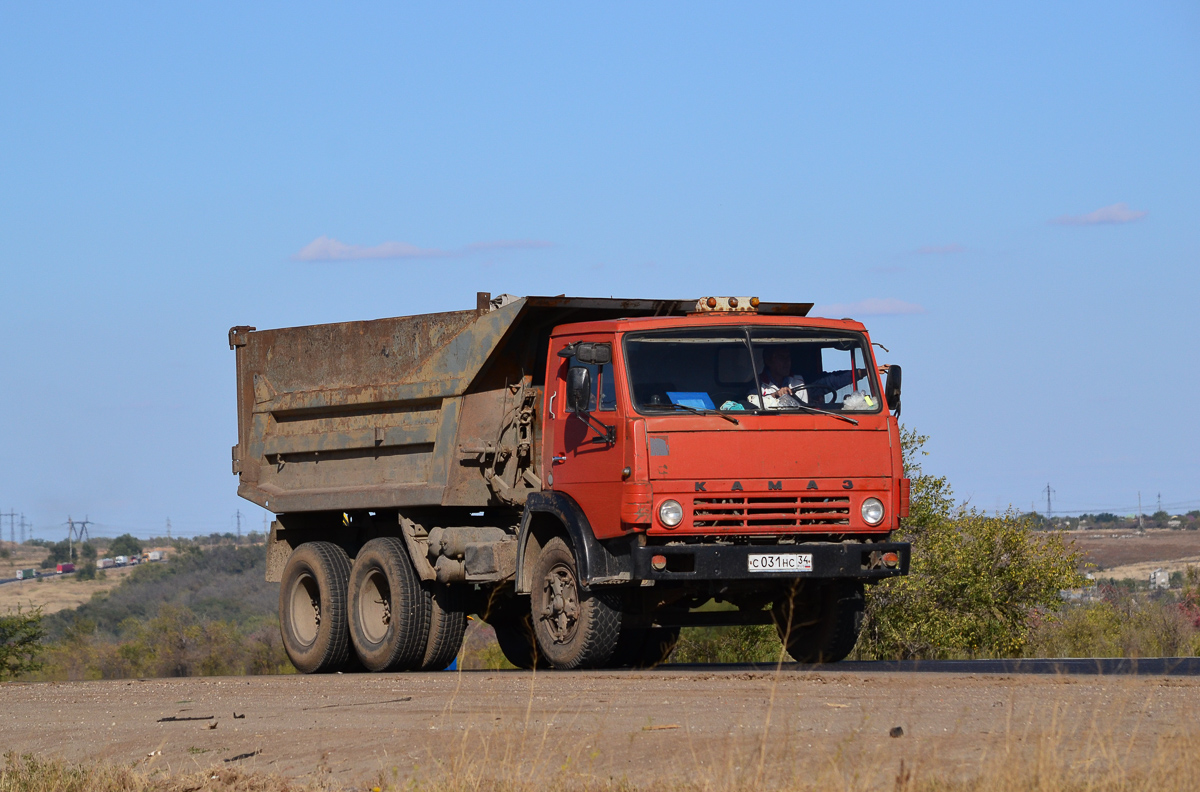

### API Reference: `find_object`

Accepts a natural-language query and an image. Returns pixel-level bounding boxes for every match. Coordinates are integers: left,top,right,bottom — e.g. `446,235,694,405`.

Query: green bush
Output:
856,428,1085,660
1027,584,1199,658
0,607,45,680
107,534,142,558
671,625,783,664
33,605,292,680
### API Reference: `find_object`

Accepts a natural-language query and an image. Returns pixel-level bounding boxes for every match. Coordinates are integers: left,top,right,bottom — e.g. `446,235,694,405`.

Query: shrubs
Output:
856,428,1085,660
33,607,292,680
1028,572,1200,658
106,534,142,558
671,625,782,664
24,544,294,681
0,607,45,680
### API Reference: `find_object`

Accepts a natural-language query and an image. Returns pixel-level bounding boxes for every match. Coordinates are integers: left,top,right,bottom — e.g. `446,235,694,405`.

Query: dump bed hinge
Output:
229,325,256,349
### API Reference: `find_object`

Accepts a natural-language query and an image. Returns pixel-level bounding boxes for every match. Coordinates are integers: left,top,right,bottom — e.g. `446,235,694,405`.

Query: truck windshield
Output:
623,327,881,414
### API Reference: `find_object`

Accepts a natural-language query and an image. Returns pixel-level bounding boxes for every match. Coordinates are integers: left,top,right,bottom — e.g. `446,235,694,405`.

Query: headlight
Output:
861,498,885,525
658,499,683,528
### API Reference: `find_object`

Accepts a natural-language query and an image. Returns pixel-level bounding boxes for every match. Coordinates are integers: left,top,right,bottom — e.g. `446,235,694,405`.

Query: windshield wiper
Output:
649,403,739,425
775,401,858,426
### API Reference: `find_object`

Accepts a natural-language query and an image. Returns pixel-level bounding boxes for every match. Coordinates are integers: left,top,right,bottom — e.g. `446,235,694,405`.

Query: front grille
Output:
692,496,851,528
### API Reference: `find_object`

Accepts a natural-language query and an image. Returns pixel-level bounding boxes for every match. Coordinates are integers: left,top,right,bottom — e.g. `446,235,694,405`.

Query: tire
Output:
348,537,431,672
772,581,864,664
416,583,467,671
530,536,622,669
608,626,681,668
279,542,353,674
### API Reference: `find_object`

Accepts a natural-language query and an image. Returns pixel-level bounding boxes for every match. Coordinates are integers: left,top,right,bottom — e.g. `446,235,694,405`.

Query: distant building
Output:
1150,568,1170,590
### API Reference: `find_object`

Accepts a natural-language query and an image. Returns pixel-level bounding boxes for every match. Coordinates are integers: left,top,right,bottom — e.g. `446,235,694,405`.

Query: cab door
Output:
545,335,625,539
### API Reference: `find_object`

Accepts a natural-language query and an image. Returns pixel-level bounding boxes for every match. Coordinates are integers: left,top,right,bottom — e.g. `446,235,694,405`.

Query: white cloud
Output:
915,243,964,255
294,236,552,261
1051,203,1147,226
811,298,926,318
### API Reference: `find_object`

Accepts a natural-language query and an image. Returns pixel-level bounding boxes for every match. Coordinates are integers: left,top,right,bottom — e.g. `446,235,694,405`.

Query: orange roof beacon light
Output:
694,296,760,313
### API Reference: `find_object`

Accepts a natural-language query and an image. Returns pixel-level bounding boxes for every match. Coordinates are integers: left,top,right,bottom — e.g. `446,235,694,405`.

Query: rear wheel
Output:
530,536,621,669
279,542,352,674
772,581,864,663
416,583,467,671
348,537,431,672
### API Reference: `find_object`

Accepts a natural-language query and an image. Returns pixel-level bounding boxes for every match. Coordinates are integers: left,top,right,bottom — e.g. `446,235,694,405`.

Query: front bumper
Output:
631,541,910,582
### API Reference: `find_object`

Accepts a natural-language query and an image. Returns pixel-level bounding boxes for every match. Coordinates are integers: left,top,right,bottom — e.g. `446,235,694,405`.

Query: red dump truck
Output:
230,293,910,673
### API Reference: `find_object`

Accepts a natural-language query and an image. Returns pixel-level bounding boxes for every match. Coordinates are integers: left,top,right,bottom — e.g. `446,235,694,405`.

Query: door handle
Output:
549,392,556,419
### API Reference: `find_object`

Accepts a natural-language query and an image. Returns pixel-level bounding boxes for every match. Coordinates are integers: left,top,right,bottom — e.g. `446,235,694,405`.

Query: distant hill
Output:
44,544,278,641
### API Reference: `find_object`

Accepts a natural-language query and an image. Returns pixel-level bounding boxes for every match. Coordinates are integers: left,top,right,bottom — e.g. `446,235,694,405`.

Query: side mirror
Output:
574,342,611,365
566,366,592,413
884,365,902,413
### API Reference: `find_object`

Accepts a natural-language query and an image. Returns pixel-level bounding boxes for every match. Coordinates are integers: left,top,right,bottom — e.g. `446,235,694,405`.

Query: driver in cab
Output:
753,346,855,409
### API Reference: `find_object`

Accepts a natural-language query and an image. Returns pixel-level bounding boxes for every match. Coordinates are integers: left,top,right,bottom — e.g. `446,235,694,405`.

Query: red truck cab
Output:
511,297,910,667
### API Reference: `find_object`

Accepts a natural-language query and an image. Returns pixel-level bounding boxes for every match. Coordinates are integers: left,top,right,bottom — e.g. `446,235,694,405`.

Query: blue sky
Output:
2,2,1198,538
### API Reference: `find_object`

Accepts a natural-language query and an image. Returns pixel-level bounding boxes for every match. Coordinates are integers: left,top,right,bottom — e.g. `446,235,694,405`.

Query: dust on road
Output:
3,669,1198,788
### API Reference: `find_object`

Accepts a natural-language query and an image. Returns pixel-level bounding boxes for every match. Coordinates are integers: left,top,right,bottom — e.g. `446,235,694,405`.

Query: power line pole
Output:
18,514,27,544
65,516,93,561
166,518,171,542
0,509,16,546
236,509,242,542
1137,492,1144,530
1157,493,1163,515
1044,484,1055,519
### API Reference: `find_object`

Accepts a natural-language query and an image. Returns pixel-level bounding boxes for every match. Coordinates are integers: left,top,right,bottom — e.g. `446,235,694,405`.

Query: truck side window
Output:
597,363,616,411
564,358,616,412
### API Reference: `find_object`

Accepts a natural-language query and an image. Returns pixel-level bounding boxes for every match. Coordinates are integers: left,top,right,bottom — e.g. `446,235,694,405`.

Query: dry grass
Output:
9,728,1199,792
0,566,136,617
1072,529,1200,572
368,663,1200,792
4,672,1200,792
380,727,1200,791
0,752,319,792
0,544,50,578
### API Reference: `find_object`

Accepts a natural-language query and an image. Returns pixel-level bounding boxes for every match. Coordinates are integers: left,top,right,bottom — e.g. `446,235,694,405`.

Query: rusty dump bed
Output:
231,294,813,515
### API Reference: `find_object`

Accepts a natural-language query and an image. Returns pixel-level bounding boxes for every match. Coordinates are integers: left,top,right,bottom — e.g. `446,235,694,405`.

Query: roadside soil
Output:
2,670,1197,788
1102,556,1200,581
1069,529,1200,572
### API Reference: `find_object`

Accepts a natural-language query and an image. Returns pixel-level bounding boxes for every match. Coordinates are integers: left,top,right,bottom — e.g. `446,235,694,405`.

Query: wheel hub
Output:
540,564,580,644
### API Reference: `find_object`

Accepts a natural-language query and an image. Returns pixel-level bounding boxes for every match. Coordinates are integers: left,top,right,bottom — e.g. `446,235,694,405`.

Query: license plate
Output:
747,553,813,573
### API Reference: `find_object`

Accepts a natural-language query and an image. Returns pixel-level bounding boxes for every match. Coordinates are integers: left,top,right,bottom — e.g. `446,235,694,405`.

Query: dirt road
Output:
4,668,1199,788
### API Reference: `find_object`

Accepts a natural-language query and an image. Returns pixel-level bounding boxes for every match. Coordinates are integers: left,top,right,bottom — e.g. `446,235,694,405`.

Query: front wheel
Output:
772,581,864,664
279,542,352,674
530,536,621,669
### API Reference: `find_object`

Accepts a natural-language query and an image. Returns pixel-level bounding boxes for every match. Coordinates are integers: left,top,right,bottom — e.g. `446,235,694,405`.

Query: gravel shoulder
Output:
3,669,1198,787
